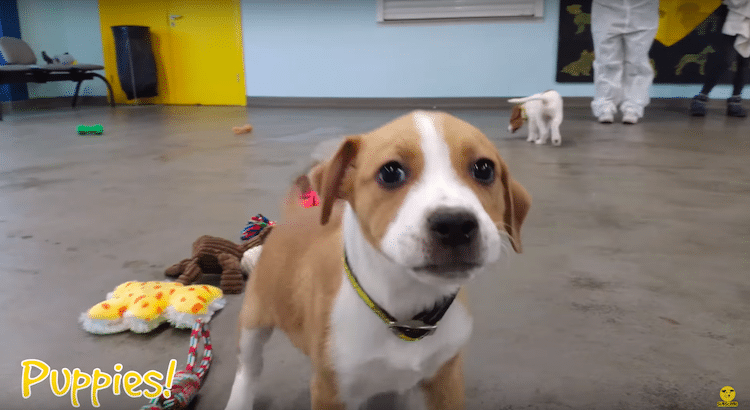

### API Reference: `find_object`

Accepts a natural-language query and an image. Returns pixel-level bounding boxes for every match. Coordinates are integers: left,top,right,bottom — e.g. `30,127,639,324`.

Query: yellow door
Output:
165,0,246,106
98,0,246,106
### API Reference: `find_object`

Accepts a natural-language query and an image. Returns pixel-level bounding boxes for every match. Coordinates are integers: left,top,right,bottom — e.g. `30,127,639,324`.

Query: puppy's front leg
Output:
310,369,347,410
530,117,544,144
550,116,563,146
224,327,273,410
399,385,428,410
526,120,538,143
421,354,465,410
535,124,550,145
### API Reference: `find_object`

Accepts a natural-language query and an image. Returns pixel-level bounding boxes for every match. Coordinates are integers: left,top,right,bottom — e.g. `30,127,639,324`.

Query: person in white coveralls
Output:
590,0,660,124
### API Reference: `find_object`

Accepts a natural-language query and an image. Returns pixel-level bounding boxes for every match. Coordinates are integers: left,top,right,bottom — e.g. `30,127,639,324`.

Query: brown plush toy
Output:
165,234,269,294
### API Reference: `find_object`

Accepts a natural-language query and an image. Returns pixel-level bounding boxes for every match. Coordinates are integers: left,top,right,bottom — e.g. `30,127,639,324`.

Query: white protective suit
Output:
590,0,660,119
723,0,750,58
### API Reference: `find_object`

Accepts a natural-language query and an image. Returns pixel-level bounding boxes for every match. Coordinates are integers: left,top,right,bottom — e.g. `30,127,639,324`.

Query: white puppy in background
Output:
508,90,564,146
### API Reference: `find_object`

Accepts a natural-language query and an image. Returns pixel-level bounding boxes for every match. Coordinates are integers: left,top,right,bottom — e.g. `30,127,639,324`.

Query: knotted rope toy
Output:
241,214,275,241
239,185,320,276
140,320,212,410
240,190,318,243
239,190,318,246
240,173,320,242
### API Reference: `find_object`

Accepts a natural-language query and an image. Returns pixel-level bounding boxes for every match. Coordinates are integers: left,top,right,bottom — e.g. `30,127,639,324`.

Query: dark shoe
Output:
727,96,747,117
689,94,708,116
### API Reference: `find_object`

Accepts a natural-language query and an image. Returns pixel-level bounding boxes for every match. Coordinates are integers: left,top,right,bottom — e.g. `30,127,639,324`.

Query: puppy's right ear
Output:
320,136,360,225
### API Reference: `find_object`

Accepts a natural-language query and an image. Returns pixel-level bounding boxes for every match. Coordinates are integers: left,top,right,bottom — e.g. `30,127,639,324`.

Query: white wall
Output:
13,0,746,100
16,0,106,99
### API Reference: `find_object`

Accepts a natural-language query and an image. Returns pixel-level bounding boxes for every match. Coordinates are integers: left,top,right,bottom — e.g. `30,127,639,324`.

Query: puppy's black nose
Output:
428,210,478,247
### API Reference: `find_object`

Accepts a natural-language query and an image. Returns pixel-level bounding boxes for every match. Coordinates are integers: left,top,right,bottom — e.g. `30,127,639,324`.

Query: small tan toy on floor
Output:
165,235,257,294
232,124,253,135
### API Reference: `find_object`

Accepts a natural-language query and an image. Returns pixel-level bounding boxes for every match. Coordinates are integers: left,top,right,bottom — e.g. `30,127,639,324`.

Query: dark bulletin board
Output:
556,0,748,85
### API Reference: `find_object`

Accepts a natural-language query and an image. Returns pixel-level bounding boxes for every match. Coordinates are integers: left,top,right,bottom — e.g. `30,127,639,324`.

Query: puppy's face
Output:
508,105,525,133
320,111,530,285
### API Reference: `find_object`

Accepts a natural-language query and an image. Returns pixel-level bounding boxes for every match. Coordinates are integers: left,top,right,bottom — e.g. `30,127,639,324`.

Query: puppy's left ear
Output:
500,166,531,253
510,105,521,122
320,136,360,225
509,106,523,133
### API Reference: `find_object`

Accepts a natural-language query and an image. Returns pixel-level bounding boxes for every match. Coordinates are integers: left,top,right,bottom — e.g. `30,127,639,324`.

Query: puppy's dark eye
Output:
377,161,407,188
472,159,495,184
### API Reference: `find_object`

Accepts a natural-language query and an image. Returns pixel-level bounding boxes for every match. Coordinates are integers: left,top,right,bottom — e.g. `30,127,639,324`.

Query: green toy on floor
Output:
77,124,103,135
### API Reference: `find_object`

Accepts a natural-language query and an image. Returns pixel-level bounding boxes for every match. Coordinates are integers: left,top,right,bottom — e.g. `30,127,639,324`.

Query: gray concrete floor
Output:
1,101,748,410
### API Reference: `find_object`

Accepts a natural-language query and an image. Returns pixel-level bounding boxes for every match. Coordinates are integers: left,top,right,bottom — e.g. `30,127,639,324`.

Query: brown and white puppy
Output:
225,111,531,410
508,90,564,146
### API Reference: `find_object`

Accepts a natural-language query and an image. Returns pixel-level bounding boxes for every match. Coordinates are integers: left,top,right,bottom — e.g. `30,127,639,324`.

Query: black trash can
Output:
111,25,158,100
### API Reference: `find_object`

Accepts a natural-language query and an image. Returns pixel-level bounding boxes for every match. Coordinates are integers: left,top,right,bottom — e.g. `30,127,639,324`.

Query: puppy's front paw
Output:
552,137,562,146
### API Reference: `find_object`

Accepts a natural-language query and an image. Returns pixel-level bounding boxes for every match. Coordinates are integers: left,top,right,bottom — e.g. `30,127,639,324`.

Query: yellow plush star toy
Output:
80,281,226,334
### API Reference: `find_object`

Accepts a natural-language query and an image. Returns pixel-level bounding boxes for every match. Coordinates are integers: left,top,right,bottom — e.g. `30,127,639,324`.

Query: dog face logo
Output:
319,112,530,284
720,386,736,402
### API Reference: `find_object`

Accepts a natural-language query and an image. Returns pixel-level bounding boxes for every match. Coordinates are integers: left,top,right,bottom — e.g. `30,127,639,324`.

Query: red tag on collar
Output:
300,190,320,208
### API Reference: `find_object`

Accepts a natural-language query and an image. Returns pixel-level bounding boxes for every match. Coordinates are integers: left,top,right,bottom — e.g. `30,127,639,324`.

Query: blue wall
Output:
16,0,106,99
241,0,583,98
10,0,748,100
240,0,747,99
0,0,29,102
